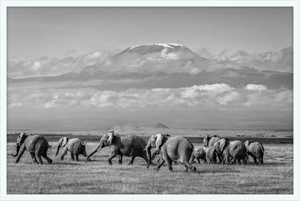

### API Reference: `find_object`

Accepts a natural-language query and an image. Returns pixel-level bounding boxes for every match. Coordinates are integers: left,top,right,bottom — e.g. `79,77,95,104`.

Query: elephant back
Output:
26,135,49,152
121,134,147,150
166,136,194,152
69,138,84,152
208,136,221,147
250,141,264,153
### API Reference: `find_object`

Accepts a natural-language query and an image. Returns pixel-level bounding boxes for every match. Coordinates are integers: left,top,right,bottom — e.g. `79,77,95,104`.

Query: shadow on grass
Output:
49,162,83,166
263,162,287,166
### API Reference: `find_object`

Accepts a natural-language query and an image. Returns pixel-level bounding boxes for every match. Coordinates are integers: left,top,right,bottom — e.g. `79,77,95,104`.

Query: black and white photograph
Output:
0,1,299,200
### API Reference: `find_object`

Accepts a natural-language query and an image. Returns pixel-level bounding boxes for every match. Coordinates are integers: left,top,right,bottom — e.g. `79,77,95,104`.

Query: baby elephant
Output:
189,147,207,164
55,137,88,161
203,146,217,163
244,140,264,164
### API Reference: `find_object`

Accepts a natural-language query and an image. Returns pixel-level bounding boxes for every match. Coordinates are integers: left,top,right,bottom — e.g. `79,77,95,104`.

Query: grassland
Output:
6,129,293,194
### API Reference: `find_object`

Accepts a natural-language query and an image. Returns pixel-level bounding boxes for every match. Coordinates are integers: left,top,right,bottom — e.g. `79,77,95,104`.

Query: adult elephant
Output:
203,135,222,163
145,134,196,172
214,138,248,164
244,140,264,164
85,130,149,165
55,137,88,161
11,133,52,164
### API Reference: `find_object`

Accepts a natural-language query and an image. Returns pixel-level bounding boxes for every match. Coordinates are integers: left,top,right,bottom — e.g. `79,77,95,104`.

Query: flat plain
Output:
6,129,293,194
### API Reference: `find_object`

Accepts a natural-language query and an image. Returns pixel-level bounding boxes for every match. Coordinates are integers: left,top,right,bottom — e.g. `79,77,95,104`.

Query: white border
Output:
1,1,299,201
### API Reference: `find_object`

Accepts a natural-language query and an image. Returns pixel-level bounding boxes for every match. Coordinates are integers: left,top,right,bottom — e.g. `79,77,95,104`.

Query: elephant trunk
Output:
144,142,153,168
11,144,20,157
146,147,152,168
55,144,61,157
85,142,103,163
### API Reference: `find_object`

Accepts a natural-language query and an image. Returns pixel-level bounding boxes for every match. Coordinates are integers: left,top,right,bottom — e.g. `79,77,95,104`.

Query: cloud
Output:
7,83,292,111
245,84,267,91
7,50,118,78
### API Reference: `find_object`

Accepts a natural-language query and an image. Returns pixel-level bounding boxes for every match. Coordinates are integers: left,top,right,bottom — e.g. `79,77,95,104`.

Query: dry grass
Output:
6,140,293,194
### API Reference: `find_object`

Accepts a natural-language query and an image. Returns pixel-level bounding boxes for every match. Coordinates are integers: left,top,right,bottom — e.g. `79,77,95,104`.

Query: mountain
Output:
197,46,293,72
153,123,169,129
7,44,293,91
114,43,198,58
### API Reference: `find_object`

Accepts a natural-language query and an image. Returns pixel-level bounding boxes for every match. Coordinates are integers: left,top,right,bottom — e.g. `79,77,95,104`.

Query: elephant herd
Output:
11,131,265,172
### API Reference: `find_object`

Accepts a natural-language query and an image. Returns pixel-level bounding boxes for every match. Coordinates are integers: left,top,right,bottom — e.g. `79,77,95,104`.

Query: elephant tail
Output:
185,137,194,149
257,142,265,152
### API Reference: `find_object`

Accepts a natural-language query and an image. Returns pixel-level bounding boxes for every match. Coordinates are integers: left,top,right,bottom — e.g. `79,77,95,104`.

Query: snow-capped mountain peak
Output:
117,43,194,56
129,43,184,50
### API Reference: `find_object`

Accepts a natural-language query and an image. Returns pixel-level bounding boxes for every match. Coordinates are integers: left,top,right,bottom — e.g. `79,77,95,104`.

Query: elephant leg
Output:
15,145,26,164
42,154,52,164
108,150,118,165
217,153,223,164
70,153,75,161
197,158,201,164
37,154,43,164
127,156,135,165
128,151,137,165
231,156,237,164
224,154,230,164
164,155,173,171
118,154,123,164
60,149,68,160
30,152,39,164
142,152,150,164
75,154,79,161
242,157,247,165
248,152,257,164
156,158,165,171
189,154,195,164
182,160,196,172
253,157,258,164
118,151,123,165
259,155,264,164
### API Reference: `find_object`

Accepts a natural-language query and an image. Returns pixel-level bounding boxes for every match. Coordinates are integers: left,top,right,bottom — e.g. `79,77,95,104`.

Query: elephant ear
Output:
107,130,114,145
203,135,209,147
60,137,69,147
219,138,229,152
17,132,28,145
155,133,164,150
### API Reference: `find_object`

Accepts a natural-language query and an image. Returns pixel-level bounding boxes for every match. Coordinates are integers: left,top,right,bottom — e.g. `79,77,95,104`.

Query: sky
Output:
8,7,293,61
6,7,294,131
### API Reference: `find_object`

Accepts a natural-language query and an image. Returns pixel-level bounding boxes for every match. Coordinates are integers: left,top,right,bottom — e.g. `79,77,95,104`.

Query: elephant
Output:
85,130,149,165
55,137,88,161
202,146,217,163
11,133,52,164
145,133,196,172
203,135,222,163
189,147,207,164
244,140,264,164
203,135,221,147
213,138,248,164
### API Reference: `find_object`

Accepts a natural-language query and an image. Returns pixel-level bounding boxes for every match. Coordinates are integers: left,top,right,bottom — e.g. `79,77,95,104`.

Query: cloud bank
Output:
8,83,292,110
